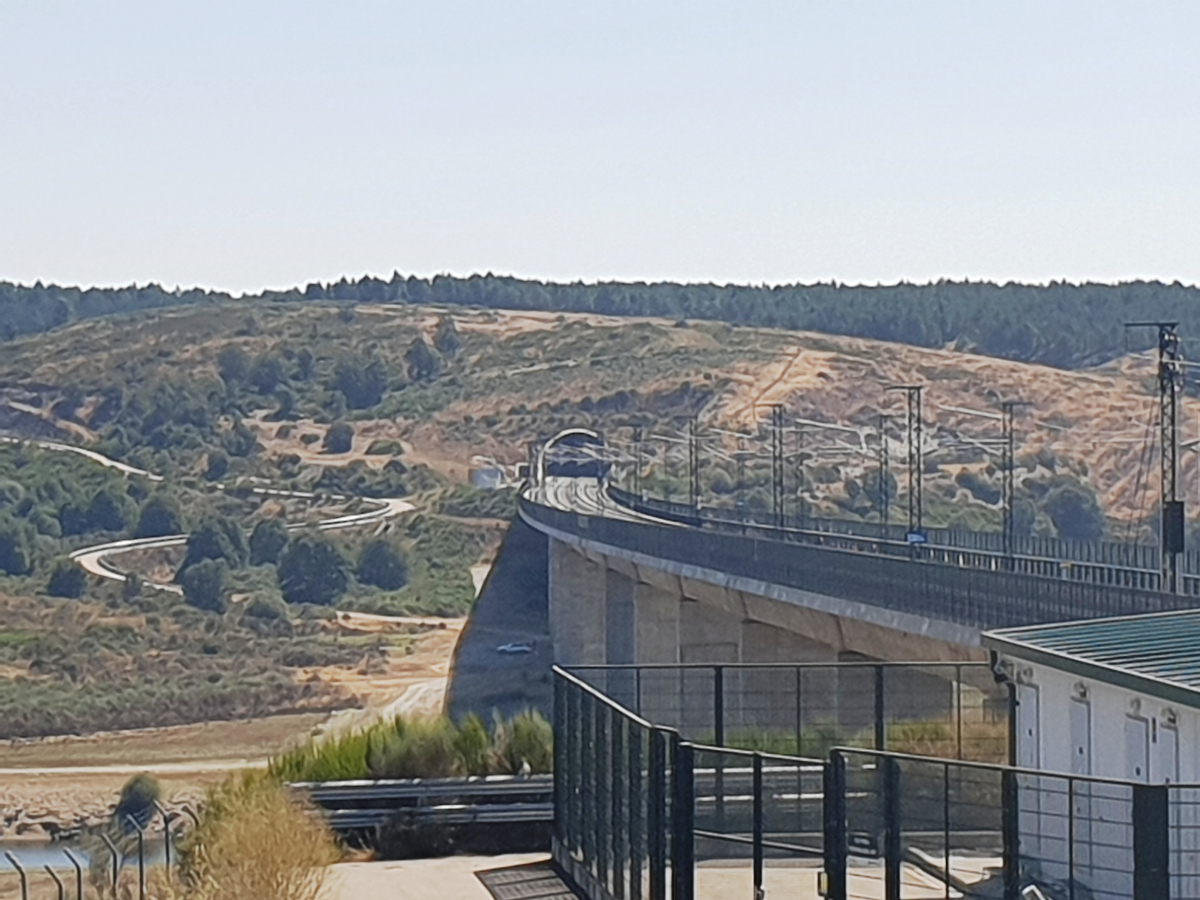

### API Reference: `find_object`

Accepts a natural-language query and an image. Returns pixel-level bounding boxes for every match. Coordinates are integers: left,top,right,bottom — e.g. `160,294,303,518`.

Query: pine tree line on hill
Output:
4,275,1198,369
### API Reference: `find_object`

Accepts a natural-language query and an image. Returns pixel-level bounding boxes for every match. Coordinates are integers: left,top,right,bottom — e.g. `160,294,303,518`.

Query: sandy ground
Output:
0,855,558,900
0,858,991,900
321,857,824,900
321,854,556,900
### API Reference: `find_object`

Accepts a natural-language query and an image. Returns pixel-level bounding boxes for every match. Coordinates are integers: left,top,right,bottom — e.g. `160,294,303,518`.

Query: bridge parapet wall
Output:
522,495,1198,640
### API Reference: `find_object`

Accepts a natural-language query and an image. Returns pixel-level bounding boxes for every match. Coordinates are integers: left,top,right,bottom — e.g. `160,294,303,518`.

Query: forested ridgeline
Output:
3,276,1198,368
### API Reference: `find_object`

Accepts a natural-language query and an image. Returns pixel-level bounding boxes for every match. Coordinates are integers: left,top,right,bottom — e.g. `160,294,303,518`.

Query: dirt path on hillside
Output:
311,618,464,740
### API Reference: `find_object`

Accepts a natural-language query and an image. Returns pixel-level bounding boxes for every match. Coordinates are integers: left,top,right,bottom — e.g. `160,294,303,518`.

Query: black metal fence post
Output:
752,753,764,900
874,665,886,750
1133,784,1169,900
597,701,611,891
63,848,83,900
629,722,644,900
45,865,65,900
794,665,803,757
883,755,901,900
612,713,627,900
3,852,27,900
153,800,173,878
672,742,695,900
648,730,668,900
554,676,567,854
954,663,964,760
568,679,582,861
582,691,596,878
1001,768,1019,900
100,833,120,893
823,752,847,900
713,666,725,747
135,824,146,900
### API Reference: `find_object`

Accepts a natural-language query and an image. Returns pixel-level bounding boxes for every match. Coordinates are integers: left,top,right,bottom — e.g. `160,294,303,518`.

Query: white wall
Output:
1012,656,1199,783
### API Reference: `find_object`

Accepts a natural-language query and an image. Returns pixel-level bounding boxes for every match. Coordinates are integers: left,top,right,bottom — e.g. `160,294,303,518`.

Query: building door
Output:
1151,719,1178,784
1016,684,1040,769
1070,698,1091,775
1124,717,1149,782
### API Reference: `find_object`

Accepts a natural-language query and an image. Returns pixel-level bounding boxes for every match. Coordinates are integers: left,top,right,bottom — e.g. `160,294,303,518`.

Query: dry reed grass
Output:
94,774,340,900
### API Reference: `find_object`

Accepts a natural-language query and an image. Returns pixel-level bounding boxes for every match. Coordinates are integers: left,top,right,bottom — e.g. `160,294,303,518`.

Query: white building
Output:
984,609,1200,783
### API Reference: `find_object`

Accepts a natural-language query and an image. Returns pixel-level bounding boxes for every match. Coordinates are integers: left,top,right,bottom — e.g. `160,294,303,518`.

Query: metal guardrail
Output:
608,484,1191,594
322,803,554,830
294,775,554,833
522,493,1200,631
613,483,1170,571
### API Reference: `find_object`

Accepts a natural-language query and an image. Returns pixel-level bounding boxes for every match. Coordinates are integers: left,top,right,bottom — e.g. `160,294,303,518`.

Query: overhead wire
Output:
1123,400,1158,545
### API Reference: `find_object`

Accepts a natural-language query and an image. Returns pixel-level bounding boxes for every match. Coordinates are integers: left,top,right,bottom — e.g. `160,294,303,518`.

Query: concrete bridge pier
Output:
544,534,987,738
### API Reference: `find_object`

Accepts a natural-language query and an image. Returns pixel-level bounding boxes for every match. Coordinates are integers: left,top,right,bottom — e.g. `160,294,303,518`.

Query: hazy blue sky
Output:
2,2,1198,292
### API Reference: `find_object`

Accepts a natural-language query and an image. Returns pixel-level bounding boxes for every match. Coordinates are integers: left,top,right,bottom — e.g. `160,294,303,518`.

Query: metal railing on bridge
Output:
522,496,1199,631
608,485,1192,595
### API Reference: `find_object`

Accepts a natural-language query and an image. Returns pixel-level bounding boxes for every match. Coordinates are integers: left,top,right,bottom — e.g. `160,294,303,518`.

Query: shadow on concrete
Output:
446,518,553,722
476,860,579,900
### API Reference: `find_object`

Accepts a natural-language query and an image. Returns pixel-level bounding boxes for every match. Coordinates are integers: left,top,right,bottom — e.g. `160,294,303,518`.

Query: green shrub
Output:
175,773,339,900
115,773,161,830
269,711,554,782
368,718,459,779
278,535,348,605
0,518,34,575
134,493,183,538
87,488,129,532
492,710,554,774
453,714,491,775
47,561,86,598
365,439,403,456
333,355,388,409
243,592,288,622
439,485,517,519
205,450,229,482
323,422,354,454
404,338,439,383
181,558,228,613
122,572,143,600
179,514,248,573
249,518,290,566
356,539,408,590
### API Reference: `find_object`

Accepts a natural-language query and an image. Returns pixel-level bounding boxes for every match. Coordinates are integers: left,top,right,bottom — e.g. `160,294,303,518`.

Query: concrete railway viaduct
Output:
448,459,1200,720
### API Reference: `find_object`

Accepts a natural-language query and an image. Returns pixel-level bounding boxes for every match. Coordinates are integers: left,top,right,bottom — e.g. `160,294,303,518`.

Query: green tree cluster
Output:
278,534,348,605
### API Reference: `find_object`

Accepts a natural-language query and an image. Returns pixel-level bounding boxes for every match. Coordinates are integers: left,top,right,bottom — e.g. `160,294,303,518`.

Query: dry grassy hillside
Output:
0,300,1183,742
712,332,1181,527
0,300,1181,535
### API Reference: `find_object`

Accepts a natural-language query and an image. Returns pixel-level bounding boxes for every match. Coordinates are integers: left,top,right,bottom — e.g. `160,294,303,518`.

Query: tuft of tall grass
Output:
98,774,340,900
169,773,341,900
269,710,553,783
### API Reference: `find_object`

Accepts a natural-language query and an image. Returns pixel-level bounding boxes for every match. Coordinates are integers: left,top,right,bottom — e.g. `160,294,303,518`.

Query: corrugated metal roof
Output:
984,609,1200,707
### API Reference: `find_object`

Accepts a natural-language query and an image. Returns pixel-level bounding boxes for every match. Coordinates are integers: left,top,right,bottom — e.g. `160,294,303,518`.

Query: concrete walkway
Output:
323,854,564,900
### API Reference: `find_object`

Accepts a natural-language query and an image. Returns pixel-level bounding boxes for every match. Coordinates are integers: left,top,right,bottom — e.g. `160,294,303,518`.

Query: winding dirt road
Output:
0,436,417,589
